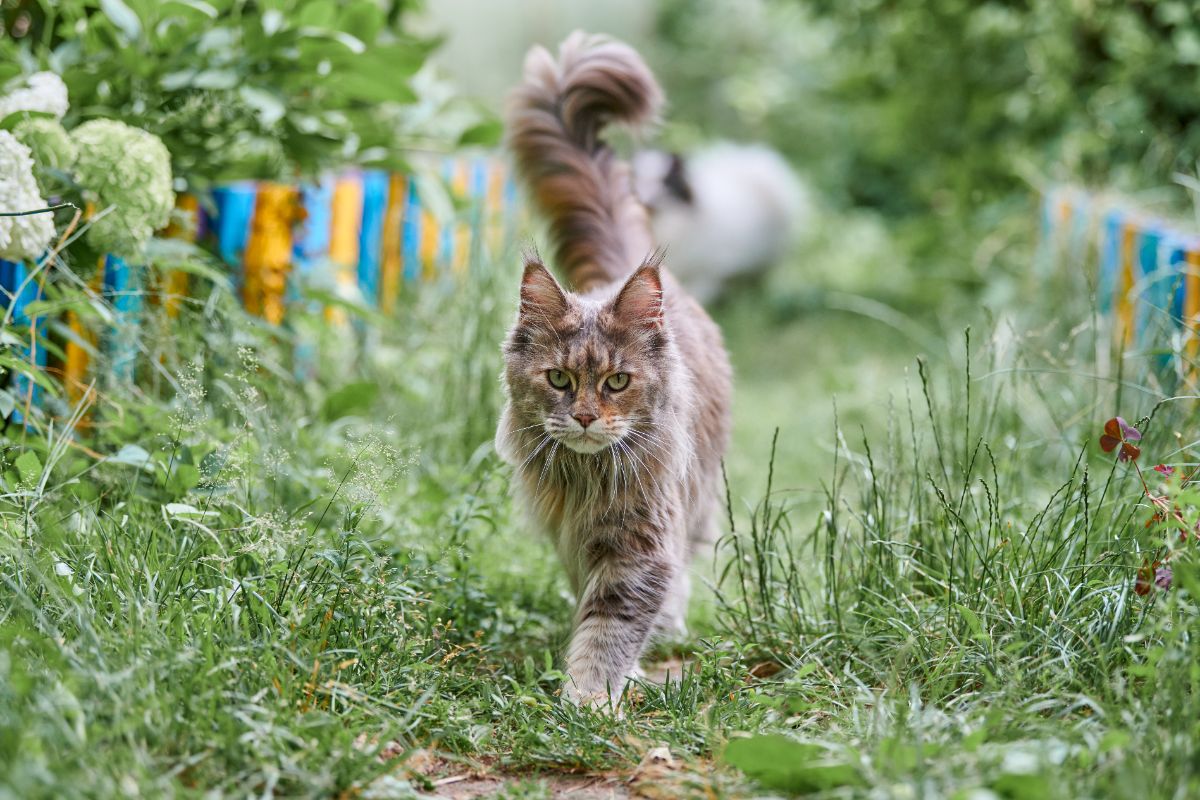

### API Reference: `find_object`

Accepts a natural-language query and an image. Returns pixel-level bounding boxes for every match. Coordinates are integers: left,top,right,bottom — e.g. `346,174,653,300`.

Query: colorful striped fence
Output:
202,154,518,323
0,258,47,422
1040,186,1200,377
1,154,520,424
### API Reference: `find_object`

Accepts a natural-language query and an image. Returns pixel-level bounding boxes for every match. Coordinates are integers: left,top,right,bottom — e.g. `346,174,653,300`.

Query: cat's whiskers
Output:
616,438,663,499
605,444,620,508
622,428,669,459
515,433,553,474
510,421,550,436
537,441,561,493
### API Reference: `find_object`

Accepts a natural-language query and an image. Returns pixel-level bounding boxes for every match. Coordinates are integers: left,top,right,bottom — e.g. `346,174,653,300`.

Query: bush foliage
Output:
656,0,1200,266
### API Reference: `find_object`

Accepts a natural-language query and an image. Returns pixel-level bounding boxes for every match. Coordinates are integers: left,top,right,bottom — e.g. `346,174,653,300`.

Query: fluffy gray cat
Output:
495,32,733,708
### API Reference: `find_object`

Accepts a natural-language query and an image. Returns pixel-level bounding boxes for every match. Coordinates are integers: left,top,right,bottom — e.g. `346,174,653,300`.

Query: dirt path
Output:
430,774,632,798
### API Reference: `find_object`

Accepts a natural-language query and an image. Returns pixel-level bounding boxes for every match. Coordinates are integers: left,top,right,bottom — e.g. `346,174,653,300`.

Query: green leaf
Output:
338,2,385,42
723,735,865,793
100,0,143,39
0,389,16,419
239,86,287,126
14,450,42,487
0,353,61,397
296,0,336,29
166,463,201,496
109,444,153,471
457,119,503,148
321,380,379,421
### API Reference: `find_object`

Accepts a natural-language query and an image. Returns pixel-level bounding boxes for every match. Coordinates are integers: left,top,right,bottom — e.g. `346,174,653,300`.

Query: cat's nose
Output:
573,413,597,429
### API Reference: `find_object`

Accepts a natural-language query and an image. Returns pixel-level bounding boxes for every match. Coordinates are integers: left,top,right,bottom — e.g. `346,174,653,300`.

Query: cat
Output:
495,32,732,708
632,144,809,304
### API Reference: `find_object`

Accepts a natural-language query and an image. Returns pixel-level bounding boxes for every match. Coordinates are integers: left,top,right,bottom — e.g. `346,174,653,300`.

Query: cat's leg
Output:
563,543,675,708
655,569,690,640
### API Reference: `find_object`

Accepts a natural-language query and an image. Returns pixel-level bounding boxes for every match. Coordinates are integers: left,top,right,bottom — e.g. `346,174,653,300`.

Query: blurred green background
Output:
1,1,1199,797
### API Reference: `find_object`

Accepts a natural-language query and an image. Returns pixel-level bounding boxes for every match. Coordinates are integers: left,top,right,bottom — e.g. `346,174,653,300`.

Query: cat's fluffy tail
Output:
507,31,661,292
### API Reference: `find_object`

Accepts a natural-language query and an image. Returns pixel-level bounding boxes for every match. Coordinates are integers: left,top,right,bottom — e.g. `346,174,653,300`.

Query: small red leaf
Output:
1119,442,1141,462
1103,418,1122,439
1135,560,1156,596
1099,434,1121,453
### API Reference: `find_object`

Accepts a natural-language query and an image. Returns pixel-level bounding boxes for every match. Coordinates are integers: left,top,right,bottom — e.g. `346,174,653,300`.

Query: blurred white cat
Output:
632,143,809,303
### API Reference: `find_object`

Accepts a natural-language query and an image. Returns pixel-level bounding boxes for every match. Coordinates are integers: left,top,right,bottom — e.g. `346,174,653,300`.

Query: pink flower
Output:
1099,417,1142,462
1155,566,1173,591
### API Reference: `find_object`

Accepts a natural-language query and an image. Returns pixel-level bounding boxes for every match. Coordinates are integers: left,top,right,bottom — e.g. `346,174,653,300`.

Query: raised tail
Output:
507,31,662,292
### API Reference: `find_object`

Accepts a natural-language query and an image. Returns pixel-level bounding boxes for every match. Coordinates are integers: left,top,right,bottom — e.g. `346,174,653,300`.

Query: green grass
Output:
1,226,1198,799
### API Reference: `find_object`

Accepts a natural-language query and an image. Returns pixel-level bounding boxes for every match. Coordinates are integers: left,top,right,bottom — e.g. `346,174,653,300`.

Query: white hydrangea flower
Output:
72,120,174,257
0,131,56,262
0,72,69,121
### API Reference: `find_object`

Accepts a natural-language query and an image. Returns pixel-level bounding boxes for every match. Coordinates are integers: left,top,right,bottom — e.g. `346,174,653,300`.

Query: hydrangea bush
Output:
0,131,56,262
0,72,69,122
71,120,175,258
12,118,77,175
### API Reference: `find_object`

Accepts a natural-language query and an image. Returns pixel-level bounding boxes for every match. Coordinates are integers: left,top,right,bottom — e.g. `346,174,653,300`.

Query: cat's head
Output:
502,255,673,456
632,150,693,211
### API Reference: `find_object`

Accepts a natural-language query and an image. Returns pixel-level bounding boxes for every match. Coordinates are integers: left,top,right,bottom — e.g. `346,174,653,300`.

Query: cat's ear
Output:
611,262,664,328
519,258,568,322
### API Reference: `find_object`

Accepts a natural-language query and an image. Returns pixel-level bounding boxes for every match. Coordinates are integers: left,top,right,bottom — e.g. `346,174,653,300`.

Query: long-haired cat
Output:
632,143,810,304
496,32,732,707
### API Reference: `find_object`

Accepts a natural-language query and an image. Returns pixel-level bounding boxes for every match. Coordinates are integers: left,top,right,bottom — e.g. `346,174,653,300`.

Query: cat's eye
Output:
605,372,630,392
547,369,572,390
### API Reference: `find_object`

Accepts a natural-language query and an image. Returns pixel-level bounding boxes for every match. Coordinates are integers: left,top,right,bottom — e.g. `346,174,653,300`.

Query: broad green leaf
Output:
296,0,336,29
191,69,239,90
164,502,213,517
321,380,379,421
162,0,219,18
458,119,503,147
110,444,153,470
14,450,42,486
100,0,143,39
0,389,16,419
239,86,287,126
339,2,385,42
723,735,865,793
166,464,201,495
0,353,61,396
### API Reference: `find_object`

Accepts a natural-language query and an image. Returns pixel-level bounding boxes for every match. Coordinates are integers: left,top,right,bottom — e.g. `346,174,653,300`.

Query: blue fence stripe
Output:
402,178,422,282
504,171,518,244
1164,237,1190,324
295,178,334,276
438,159,452,269
1098,210,1123,315
1134,226,1164,347
103,255,141,383
0,259,45,417
211,182,258,269
358,169,389,305
470,156,488,259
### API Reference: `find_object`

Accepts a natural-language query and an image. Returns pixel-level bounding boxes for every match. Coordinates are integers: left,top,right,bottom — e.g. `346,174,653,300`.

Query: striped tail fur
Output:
507,31,662,292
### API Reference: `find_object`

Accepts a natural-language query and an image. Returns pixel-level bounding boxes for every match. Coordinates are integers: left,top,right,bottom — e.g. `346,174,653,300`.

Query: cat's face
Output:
503,260,669,455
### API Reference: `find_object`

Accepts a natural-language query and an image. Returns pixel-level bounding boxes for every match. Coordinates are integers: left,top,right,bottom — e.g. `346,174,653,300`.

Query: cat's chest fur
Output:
511,442,684,595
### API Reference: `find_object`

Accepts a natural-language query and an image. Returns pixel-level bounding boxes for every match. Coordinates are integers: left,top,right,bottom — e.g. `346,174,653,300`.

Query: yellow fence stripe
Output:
1115,221,1137,350
242,183,297,326
380,173,406,314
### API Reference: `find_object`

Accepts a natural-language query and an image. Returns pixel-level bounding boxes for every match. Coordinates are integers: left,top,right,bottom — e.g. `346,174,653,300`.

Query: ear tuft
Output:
519,258,568,321
611,263,664,328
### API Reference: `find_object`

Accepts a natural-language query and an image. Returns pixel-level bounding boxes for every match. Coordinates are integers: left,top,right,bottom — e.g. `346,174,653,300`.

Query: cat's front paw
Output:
561,673,636,714
561,682,615,710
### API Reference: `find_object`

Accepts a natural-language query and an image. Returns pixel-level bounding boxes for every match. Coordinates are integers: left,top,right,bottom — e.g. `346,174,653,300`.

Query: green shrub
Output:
0,0,444,183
